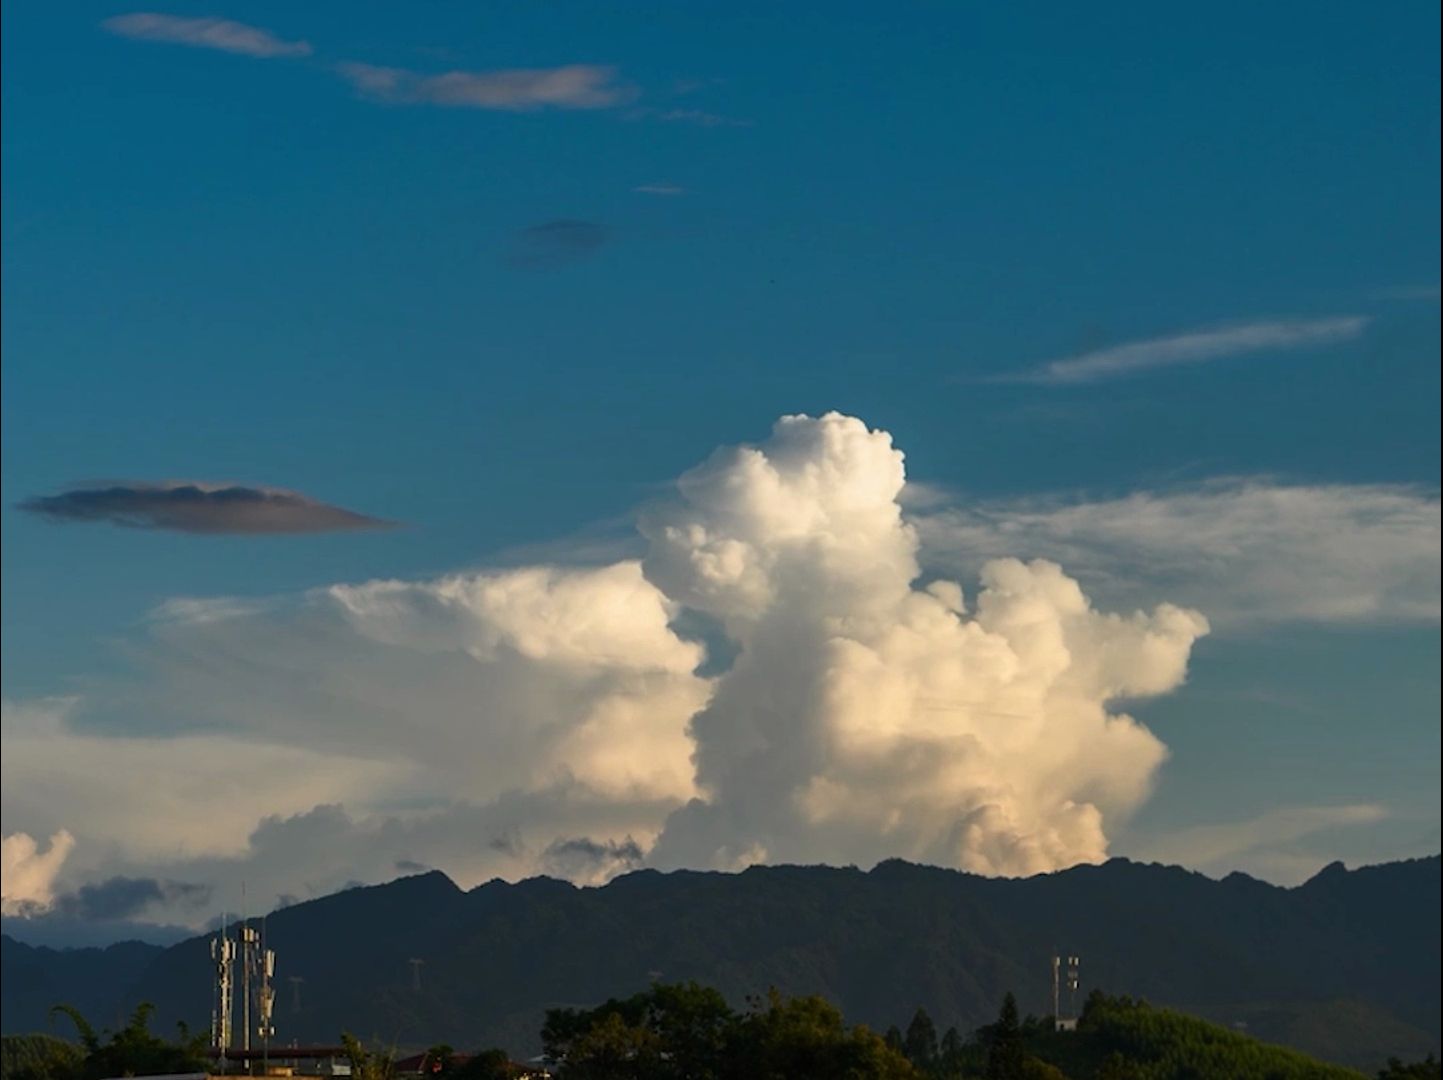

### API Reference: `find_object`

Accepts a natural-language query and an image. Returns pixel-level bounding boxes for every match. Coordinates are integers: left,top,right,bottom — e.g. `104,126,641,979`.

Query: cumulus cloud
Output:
18,482,393,534
337,62,631,111
506,220,610,269
641,413,1207,875
995,316,1369,385
4,413,1217,922
0,560,711,918
102,14,312,58
2,830,75,915
913,482,1440,629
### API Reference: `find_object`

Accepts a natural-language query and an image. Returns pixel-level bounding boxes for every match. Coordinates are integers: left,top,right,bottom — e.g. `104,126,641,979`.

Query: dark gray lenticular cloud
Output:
18,482,394,534
508,220,609,269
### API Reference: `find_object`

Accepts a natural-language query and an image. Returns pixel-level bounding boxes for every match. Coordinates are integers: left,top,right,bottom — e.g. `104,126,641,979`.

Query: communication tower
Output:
1052,954,1081,1032
214,914,278,1069
210,918,236,1059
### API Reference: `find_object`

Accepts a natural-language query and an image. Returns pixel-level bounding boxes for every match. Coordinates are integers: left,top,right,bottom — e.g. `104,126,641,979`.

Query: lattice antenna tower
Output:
255,916,277,1066
1051,954,1061,1022
1066,955,1081,1019
210,913,236,1060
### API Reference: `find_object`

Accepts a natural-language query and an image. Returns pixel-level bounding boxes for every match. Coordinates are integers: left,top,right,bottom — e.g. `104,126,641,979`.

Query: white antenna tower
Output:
255,919,276,1068
239,922,260,1056
240,884,252,1060
1052,953,1082,1032
1051,954,1060,1022
211,915,236,1061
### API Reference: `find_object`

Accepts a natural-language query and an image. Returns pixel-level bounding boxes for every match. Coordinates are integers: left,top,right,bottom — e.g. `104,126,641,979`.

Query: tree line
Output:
2,986,1438,1080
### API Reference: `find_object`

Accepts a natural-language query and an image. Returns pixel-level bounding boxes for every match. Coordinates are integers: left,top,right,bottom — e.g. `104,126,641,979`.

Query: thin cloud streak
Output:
996,316,1370,385
1125,803,1388,884
914,480,1440,629
633,183,686,196
18,482,394,535
506,220,610,269
1371,284,1442,302
336,62,632,111
101,13,312,58
628,106,754,128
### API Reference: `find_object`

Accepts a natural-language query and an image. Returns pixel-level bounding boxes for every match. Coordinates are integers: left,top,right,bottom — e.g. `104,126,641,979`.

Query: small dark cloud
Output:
507,220,609,269
55,877,211,921
541,836,644,879
18,482,394,535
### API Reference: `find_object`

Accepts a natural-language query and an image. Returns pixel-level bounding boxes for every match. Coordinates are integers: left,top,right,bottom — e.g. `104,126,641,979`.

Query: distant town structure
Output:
1052,953,1081,1032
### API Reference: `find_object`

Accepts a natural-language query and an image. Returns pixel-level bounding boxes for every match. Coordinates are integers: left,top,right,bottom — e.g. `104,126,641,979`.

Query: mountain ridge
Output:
4,854,1438,1070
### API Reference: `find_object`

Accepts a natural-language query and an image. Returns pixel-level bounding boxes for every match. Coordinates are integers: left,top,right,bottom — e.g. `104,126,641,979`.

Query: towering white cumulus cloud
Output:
644,413,1208,875
2,414,1210,922
2,830,76,915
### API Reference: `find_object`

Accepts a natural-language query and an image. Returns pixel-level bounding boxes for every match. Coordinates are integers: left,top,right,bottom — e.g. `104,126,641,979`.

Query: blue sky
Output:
1,1,1438,938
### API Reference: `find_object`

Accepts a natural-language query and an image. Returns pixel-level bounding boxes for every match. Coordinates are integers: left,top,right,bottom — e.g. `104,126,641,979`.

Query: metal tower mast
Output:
211,917,236,1061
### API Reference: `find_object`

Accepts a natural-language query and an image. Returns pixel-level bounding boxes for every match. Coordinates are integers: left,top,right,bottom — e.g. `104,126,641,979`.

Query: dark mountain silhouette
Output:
3,856,1437,1070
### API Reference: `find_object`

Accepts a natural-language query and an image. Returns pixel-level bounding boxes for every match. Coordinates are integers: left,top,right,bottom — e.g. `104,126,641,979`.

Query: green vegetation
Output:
3,988,1436,1080
413,1044,518,1080
541,981,914,1078
875,991,1435,1080
0,1005,206,1080
0,1035,82,1080
1373,1058,1441,1080
539,984,1438,1080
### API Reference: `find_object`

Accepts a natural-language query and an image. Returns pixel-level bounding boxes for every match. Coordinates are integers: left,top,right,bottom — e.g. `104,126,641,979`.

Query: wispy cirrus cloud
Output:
1124,803,1389,884
18,482,394,535
994,316,1370,386
1371,284,1442,302
336,62,633,111
633,183,686,196
629,106,754,128
914,480,1440,629
101,13,312,58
